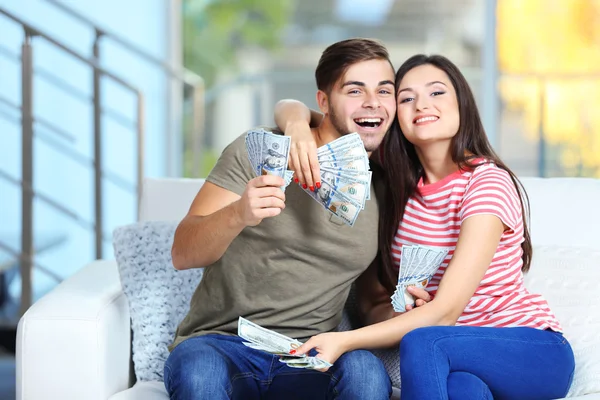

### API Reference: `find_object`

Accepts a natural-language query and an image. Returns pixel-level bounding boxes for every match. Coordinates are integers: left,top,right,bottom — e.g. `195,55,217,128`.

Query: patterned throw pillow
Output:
113,221,203,382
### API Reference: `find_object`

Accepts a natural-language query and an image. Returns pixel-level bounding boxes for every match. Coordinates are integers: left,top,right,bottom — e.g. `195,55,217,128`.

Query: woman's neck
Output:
416,142,458,185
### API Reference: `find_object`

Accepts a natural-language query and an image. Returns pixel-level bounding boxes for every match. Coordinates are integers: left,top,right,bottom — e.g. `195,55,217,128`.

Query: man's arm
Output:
356,259,433,326
171,175,286,270
356,260,398,326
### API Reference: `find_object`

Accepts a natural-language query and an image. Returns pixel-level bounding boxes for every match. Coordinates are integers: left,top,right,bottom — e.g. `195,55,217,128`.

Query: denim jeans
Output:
164,334,391,400
399,326,575,400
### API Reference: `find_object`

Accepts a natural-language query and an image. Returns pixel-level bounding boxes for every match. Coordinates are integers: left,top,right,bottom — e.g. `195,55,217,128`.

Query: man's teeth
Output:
415,116,438,123
355,118,382,123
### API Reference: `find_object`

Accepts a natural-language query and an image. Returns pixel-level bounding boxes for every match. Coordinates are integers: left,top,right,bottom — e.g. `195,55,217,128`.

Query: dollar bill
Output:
260,132,291,178
303,184,361,226
317,133,363,155
238,317,302,354
320,170,369,209
319,155,369,173
279,356,333,369
318,142,366,161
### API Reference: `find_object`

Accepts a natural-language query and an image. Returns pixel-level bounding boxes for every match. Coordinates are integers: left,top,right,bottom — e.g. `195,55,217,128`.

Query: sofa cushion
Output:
525,246,600,397
113,221,203,382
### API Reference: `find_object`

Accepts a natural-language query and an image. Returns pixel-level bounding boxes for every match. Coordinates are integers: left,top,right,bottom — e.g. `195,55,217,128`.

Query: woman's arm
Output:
274,99,324,188
295,214,505,365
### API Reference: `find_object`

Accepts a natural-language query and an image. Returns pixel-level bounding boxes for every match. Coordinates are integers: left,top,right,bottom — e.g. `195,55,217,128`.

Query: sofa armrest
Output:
16,260,132,400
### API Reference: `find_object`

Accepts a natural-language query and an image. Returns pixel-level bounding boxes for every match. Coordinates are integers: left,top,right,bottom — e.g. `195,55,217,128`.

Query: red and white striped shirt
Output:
393,161,562,331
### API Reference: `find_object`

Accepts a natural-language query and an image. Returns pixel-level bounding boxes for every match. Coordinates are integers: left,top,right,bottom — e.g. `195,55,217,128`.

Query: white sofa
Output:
15,177,600,400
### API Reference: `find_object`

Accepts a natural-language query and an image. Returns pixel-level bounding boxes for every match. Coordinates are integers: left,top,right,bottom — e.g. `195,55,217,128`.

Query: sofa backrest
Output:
140,178,205,222
140,176,600,249
522,177,600,248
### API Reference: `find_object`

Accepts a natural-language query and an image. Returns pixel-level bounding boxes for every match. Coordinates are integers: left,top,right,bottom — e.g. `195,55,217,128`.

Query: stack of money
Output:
245,128,295,189
391,245,449,312
238,317,332,370
303,133,372,226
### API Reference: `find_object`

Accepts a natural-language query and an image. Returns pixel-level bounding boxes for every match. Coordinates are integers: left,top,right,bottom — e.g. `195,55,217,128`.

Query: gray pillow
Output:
113,221,203,382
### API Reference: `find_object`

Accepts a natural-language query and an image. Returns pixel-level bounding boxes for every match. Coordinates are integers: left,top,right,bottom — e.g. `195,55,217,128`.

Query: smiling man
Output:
165,38,397,400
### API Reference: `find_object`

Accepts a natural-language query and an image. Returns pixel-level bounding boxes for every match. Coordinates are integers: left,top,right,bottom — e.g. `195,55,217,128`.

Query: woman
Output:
274,55,575,400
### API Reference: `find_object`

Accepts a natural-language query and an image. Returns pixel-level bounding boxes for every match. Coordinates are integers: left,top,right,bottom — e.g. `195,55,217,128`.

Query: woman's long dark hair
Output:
378,55,532,293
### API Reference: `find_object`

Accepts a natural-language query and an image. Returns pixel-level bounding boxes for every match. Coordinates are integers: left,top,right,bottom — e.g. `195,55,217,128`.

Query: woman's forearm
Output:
344,299,455,351
274,99,323,131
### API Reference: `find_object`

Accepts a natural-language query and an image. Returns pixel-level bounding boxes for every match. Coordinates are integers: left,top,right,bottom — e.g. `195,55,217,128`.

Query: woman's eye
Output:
399,97,414,103
431,91,446,96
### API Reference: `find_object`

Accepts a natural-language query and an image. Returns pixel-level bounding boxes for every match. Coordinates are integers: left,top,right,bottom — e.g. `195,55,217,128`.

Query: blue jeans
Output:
164,334,391,400
399,326,575,400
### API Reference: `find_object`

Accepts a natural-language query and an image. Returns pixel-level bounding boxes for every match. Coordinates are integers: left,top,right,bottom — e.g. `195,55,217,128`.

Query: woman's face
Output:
395,64,460,147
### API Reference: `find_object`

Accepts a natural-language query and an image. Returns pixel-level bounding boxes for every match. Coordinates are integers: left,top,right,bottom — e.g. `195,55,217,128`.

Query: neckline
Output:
417,169,465,196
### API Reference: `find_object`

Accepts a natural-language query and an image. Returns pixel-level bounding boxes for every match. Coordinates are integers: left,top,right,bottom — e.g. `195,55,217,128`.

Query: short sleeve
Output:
459,165,522,231
205,132,255,196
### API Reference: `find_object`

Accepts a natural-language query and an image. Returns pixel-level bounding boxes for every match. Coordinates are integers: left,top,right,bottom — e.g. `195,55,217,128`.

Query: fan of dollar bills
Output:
245,129,295,190
238,317,333,370
391,245,449,312
304,133,372,226
245,129,371,227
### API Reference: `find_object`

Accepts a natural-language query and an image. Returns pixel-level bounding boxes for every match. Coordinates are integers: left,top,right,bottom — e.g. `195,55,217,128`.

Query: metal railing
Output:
43,0,206,176
0,8,145,316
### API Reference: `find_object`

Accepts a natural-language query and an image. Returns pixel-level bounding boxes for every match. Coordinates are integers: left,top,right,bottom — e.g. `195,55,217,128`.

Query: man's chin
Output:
357,132,386,152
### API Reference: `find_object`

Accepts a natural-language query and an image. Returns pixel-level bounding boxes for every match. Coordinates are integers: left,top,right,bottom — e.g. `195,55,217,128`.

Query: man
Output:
165,38,396,400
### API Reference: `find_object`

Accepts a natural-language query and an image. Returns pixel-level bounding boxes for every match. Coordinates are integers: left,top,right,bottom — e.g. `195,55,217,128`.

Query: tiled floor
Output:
0,355,15,400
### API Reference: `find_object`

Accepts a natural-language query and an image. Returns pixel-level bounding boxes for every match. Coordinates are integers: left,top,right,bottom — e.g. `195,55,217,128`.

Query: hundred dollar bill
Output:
260,132,291,178
318,141,366,160
319,155,369,172
303,184,361,226
242,341,307,358
317,133,363,154
318,147,367,163
279,356,333,369
320,171,368,209
238,317,302,354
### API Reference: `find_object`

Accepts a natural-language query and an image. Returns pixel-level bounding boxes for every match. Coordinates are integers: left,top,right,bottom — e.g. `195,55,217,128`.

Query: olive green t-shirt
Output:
171,129,380,349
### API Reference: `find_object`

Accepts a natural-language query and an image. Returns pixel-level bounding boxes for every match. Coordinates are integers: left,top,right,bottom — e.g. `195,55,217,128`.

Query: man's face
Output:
323,59,396,152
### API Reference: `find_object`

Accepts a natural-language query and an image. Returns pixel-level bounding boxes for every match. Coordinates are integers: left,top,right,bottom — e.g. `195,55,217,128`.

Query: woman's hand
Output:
404,286,433,311
285,121,321,190
292,331,351,372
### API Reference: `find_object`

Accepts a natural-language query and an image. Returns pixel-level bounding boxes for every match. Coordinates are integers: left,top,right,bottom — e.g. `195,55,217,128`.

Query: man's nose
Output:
363,92,381,109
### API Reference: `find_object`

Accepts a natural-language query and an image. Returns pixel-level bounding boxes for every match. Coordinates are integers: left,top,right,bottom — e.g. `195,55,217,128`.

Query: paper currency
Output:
245,129,294,191
301,133,372,225
237,317,332,370
391,245,449,312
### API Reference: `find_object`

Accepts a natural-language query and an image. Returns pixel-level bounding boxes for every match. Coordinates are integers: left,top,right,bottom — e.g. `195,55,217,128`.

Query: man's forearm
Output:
361,302,397,326
171,202,246,270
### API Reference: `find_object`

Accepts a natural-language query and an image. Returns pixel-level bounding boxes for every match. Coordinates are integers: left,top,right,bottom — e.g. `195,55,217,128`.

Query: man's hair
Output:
315,38,392,94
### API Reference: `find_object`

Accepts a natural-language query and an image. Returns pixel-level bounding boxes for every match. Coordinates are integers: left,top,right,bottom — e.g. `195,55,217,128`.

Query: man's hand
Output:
404,286,433,312
285,121,320,190
234,175,286,227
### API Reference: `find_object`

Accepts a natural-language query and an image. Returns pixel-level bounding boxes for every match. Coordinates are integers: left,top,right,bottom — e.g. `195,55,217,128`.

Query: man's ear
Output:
316,90,329,114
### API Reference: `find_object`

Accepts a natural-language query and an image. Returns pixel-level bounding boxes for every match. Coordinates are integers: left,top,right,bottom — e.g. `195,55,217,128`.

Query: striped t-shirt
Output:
393,161,562,331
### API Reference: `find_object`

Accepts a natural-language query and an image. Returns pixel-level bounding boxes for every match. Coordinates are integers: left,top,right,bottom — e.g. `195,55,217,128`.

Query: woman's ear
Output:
316,90,329,115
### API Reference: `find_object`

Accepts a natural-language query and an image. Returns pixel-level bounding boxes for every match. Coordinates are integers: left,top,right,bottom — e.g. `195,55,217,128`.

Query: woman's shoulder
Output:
469,160,513,182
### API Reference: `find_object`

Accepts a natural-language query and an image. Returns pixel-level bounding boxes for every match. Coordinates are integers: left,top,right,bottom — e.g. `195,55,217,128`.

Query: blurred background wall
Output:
0,0,599,396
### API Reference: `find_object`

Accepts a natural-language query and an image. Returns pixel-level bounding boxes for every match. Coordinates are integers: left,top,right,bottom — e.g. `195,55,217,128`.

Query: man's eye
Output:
379,90,392,95
348,89,361,94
